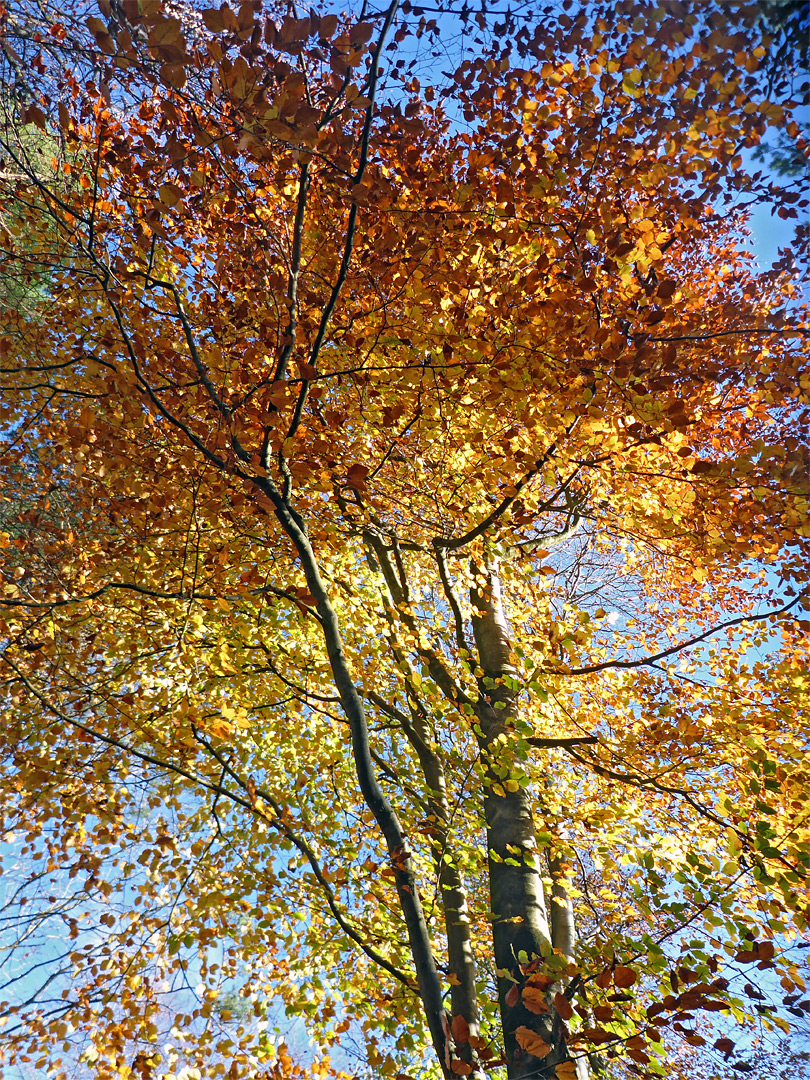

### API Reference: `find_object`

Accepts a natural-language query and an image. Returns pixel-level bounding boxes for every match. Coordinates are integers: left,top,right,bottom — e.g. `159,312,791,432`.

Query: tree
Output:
0,1,808,1078
749,0,810,178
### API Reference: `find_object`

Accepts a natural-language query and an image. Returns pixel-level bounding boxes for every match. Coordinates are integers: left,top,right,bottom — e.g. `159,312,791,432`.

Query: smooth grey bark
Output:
548,848,577,962
365,530,484,1076
409,702,484,1077
548,849,590,1080
471,557,587,1080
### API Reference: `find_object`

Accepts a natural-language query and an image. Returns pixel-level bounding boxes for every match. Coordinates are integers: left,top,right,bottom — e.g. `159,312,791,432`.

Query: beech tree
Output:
0,1,808,1078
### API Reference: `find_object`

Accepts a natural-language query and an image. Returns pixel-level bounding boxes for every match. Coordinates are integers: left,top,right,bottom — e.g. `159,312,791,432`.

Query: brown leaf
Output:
21,105,48,131
553,992,574,1021
160,64,187,89
627,1048,651,1064
202,7,226,32
613,966,637,989
451,1014,470,1044
350,21,375,44
159,183,183,207
279,16,311,45
292,587,317,614
581,1027,614,1045
714,1037,735,1058
297,361,318,380
346,463,370,488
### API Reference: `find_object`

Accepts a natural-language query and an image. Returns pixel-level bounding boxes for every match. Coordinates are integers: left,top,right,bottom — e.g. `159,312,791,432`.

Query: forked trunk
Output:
365,531,483,1075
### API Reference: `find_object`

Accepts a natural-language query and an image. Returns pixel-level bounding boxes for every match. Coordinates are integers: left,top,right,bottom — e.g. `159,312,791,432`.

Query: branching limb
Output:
285,0,402,450
555,595,805,676
190,728,415,989
433,542,468,652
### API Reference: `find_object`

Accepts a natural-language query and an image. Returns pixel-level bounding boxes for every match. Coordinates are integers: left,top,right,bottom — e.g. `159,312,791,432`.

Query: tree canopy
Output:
0,1,808,1078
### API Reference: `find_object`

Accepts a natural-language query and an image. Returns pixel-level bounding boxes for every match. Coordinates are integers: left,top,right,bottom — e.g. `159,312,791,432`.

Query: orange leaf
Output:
514,1027,551,1058
522,985,550,1014
505,984,519,1008
450,1060,472,1076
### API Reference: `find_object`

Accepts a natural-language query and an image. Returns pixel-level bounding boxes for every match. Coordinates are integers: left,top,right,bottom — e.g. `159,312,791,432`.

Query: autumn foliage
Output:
0,0,808,1078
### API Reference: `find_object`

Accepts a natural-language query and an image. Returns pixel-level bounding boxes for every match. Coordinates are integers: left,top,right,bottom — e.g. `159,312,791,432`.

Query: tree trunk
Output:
471,557,587,1079
264,495,450,1073
365,529,482,1073
411,704,484,1077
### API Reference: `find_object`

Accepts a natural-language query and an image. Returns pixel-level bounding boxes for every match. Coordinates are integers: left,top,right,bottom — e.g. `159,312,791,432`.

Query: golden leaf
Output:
514,1027,552,1058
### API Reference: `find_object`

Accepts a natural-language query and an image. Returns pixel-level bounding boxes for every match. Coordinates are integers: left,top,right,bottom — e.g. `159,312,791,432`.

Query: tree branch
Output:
552,595,804,676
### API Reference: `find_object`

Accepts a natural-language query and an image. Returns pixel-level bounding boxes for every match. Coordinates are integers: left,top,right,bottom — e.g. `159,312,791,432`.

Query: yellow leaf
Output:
207,717,234,739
